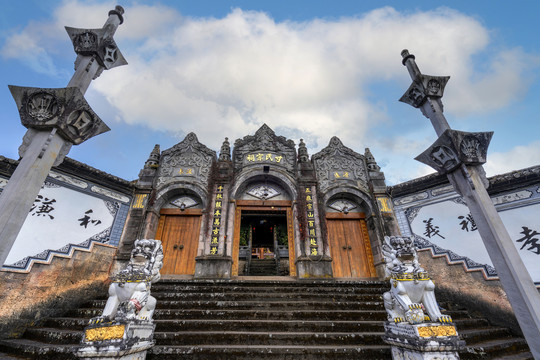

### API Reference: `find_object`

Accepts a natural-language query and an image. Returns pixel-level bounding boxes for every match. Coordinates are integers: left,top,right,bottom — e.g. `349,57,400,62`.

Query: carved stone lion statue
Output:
381,235,452,325
99,239,163,321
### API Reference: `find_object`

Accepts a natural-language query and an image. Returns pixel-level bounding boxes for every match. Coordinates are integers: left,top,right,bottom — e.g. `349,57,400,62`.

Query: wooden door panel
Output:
328,218,375,278
328,219,348,277
156,214,201,275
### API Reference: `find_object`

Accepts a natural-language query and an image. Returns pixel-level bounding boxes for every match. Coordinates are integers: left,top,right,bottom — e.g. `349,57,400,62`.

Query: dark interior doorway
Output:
240,210,288,275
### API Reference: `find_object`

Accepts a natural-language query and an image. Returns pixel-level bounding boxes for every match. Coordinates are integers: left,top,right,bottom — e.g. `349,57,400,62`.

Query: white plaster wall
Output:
410,200,540,283
4,184,114,265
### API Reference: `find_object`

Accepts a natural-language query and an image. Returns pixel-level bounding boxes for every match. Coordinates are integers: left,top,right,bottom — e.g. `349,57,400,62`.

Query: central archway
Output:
230,176,297,277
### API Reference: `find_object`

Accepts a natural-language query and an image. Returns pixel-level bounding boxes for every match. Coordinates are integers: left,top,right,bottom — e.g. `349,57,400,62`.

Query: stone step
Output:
154,331,386,346
452,318,490,330
459,327,514,345
155,319,385,333
22,328,82,345
460,337,531,359
147,344,392,360
0,351,31,359
150,284,388,294
44,317,386,333
150,291,384,302
68,307,468,322
84,299,385,311
69,308,390,321
0,338,76,359
491,352,535,360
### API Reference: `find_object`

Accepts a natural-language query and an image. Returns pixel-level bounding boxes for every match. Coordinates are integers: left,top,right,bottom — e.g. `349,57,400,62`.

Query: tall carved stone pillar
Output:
194,138,233,278
295,140,332,278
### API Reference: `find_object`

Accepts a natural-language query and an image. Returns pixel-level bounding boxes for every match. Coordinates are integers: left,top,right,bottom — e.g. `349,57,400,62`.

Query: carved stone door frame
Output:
232,200,296,277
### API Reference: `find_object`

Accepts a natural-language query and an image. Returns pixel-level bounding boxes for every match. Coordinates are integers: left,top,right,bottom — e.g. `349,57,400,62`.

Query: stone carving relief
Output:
157,133,217,189
232,124,296,173
91,185,130,203
492,190,533,206
393,192,429,206
312,136,368,194
247,184,281,200
168,196,199,209
328,199,357,213
49,171,88,189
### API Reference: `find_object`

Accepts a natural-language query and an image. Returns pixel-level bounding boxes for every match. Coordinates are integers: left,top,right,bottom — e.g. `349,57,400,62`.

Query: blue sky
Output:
1,1,540,185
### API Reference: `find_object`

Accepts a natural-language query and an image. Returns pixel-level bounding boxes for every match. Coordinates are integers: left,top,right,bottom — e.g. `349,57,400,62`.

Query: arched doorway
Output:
326,196,377,278
231,181,297,277
155,194,203,275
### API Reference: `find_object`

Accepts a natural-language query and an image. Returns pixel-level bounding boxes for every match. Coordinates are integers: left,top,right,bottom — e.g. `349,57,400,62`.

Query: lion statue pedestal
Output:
76,239,163,360
381,236,465,360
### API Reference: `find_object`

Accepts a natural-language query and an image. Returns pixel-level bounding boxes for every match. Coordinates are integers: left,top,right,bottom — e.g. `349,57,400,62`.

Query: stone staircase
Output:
248,258,279,276
0,279,533,359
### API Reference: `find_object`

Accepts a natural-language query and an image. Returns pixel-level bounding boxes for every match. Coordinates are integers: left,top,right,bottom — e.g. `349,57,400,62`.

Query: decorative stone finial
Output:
144,144,160,169
219,137,231,161
364,148,380,172
298,139,309,163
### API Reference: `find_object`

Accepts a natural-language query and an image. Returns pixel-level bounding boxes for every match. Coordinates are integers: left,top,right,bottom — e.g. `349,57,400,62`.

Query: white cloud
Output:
484,141,540,176
2,2,538,156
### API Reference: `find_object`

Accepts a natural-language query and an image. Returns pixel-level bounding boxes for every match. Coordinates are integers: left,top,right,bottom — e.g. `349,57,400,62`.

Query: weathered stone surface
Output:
194,256,232,278
417,250,520,335
0,243,116,339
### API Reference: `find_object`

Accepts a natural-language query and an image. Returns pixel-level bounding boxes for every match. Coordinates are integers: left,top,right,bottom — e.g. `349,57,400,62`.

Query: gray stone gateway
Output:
117,124,399,280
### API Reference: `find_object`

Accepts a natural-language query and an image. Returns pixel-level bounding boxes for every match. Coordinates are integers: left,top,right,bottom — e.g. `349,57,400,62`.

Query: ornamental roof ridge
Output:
161,132,217,159
233,123,295,151
311,136,364,161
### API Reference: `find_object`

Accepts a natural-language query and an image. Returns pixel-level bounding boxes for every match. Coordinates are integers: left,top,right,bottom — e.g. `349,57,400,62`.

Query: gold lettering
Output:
307,212,314,218
178,168,184,174
310,238,317,246
266,153,273,161
308,220,314,227
306,195,312,202
214,210,221,217
305,187,311,193
217,185,224,192
212,228,219,235
215,201,222,208
256,153,264,161
334,172,340,178
309,229,316,236
216,193,223,200
187,168,193,174
310,248,318,256
247,154,255,162
211,237,219,244
343,172,349,178
214,218,220,226
306,204,313,210
275,156,283,163
210,247,218,255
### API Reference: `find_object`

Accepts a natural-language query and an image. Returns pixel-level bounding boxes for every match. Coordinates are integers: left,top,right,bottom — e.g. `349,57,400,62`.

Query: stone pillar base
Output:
194,256,232,278
296,255,333,278
77,321,155,359
383,322,465,360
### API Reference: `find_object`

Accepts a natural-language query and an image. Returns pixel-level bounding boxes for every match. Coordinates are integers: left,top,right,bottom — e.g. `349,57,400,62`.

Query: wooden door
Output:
327,214,376,278
156,209,201,275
